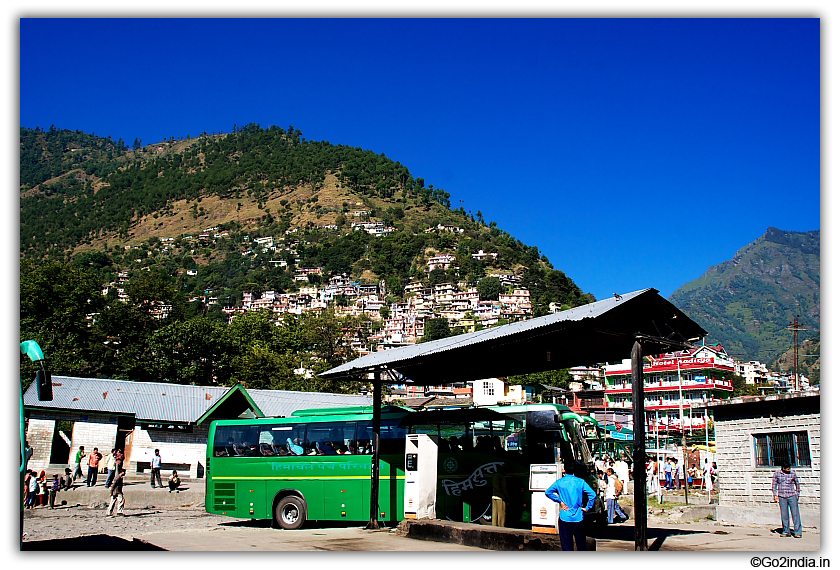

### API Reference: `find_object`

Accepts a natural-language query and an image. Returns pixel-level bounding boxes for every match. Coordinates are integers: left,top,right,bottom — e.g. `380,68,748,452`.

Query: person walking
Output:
772,460,802,538
605,468,629,524
150,449,163,488
544,461,597,551
72,446,86,482
105,449,117,488
106,469,126,517
615,455,630,496
86,447,103,487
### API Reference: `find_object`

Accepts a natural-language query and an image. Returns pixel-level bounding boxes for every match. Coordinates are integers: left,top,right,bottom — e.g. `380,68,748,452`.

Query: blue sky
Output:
19,18,820,301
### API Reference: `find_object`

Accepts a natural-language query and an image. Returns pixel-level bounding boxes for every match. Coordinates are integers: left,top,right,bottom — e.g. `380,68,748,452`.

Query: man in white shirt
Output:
614,456,630,495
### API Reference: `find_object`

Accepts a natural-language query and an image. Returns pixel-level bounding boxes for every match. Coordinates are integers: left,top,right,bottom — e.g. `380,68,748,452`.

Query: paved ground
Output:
20,479,820,552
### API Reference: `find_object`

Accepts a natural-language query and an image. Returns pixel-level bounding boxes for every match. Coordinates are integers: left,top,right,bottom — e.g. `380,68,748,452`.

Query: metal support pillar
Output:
631,340,648,551
366,379,383,529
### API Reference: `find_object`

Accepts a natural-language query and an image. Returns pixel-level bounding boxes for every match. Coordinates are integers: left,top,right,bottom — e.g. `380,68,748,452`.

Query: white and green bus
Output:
205,403,602,529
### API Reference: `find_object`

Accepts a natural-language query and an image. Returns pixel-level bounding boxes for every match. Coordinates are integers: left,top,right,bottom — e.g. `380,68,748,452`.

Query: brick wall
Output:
716,412,820,509
69,414,119,473
24,417,55,473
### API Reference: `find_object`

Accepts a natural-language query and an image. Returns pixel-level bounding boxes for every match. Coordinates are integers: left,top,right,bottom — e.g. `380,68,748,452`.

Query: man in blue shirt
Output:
545,461,597,551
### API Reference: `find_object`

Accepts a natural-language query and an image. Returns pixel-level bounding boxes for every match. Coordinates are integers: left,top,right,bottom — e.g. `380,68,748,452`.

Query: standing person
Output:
37,471,48,506
703,458,713,503
772,461,802,538
63,468,73,490
106,469,126,517
23,471,32,509
86,447,103,487
105,449,117,488
150,449,163,488
711,462,719,494
544,462,597,551
491,466,507,527
664,458,673,490
49,474,60,509
605,468,628,524
26,471,38,509
72,446,86,482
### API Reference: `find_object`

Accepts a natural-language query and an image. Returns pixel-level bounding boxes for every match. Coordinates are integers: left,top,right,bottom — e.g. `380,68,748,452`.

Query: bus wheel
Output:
275,496,306,530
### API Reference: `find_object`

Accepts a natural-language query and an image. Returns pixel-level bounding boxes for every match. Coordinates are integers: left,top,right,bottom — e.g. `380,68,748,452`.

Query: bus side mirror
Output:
554,414,561,423
36,370,53,401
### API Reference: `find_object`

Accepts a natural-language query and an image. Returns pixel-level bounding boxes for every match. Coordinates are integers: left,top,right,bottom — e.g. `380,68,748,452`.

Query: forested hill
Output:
20,124,592,312
20,124,595,387
668,227,820,368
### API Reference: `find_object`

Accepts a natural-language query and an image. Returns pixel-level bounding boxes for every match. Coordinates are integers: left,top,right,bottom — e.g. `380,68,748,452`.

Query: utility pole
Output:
787,317,807,392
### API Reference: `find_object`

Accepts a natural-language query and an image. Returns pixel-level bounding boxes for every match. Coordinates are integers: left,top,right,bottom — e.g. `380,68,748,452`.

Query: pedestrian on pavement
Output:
106,468,126,517
772,460,802,538
86,447,103,487
105,449,118,488
150,449,163,488
49,474,60,509
604,468,628,524
544,461,597,551
72,446,86,482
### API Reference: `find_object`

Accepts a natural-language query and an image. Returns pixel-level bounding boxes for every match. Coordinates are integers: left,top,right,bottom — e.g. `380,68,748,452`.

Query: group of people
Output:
23,469,74,509
594,454,631,526
71,445,126,488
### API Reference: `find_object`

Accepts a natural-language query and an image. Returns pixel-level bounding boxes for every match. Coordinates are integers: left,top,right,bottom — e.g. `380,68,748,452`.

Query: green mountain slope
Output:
668,227,819,363
20,124,594,315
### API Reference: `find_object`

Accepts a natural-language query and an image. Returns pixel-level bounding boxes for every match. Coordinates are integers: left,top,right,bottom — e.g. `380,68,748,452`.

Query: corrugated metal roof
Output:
23,377,230,423
321,289,650,378
247,389,372,418
23,376,372,423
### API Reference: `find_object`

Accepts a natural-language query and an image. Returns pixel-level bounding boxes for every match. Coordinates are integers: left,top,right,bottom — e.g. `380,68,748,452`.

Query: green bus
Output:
205,403,602,529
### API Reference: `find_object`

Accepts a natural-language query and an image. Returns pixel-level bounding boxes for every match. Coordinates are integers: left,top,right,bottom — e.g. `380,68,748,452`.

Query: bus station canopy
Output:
321,288,706,385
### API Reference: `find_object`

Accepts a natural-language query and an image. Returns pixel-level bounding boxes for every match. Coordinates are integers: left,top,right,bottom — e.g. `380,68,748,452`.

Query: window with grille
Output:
753,431,811,467
483,381,495,396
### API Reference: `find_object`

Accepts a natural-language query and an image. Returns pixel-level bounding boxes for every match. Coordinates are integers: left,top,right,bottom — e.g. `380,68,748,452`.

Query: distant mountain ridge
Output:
668,227,819,365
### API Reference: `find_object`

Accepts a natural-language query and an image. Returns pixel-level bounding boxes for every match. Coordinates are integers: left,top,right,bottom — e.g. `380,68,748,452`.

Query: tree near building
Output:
477,276,503,301
421,318,451,343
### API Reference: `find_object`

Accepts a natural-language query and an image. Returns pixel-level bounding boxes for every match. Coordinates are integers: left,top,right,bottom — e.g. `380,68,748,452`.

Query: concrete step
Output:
396,519,596,551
